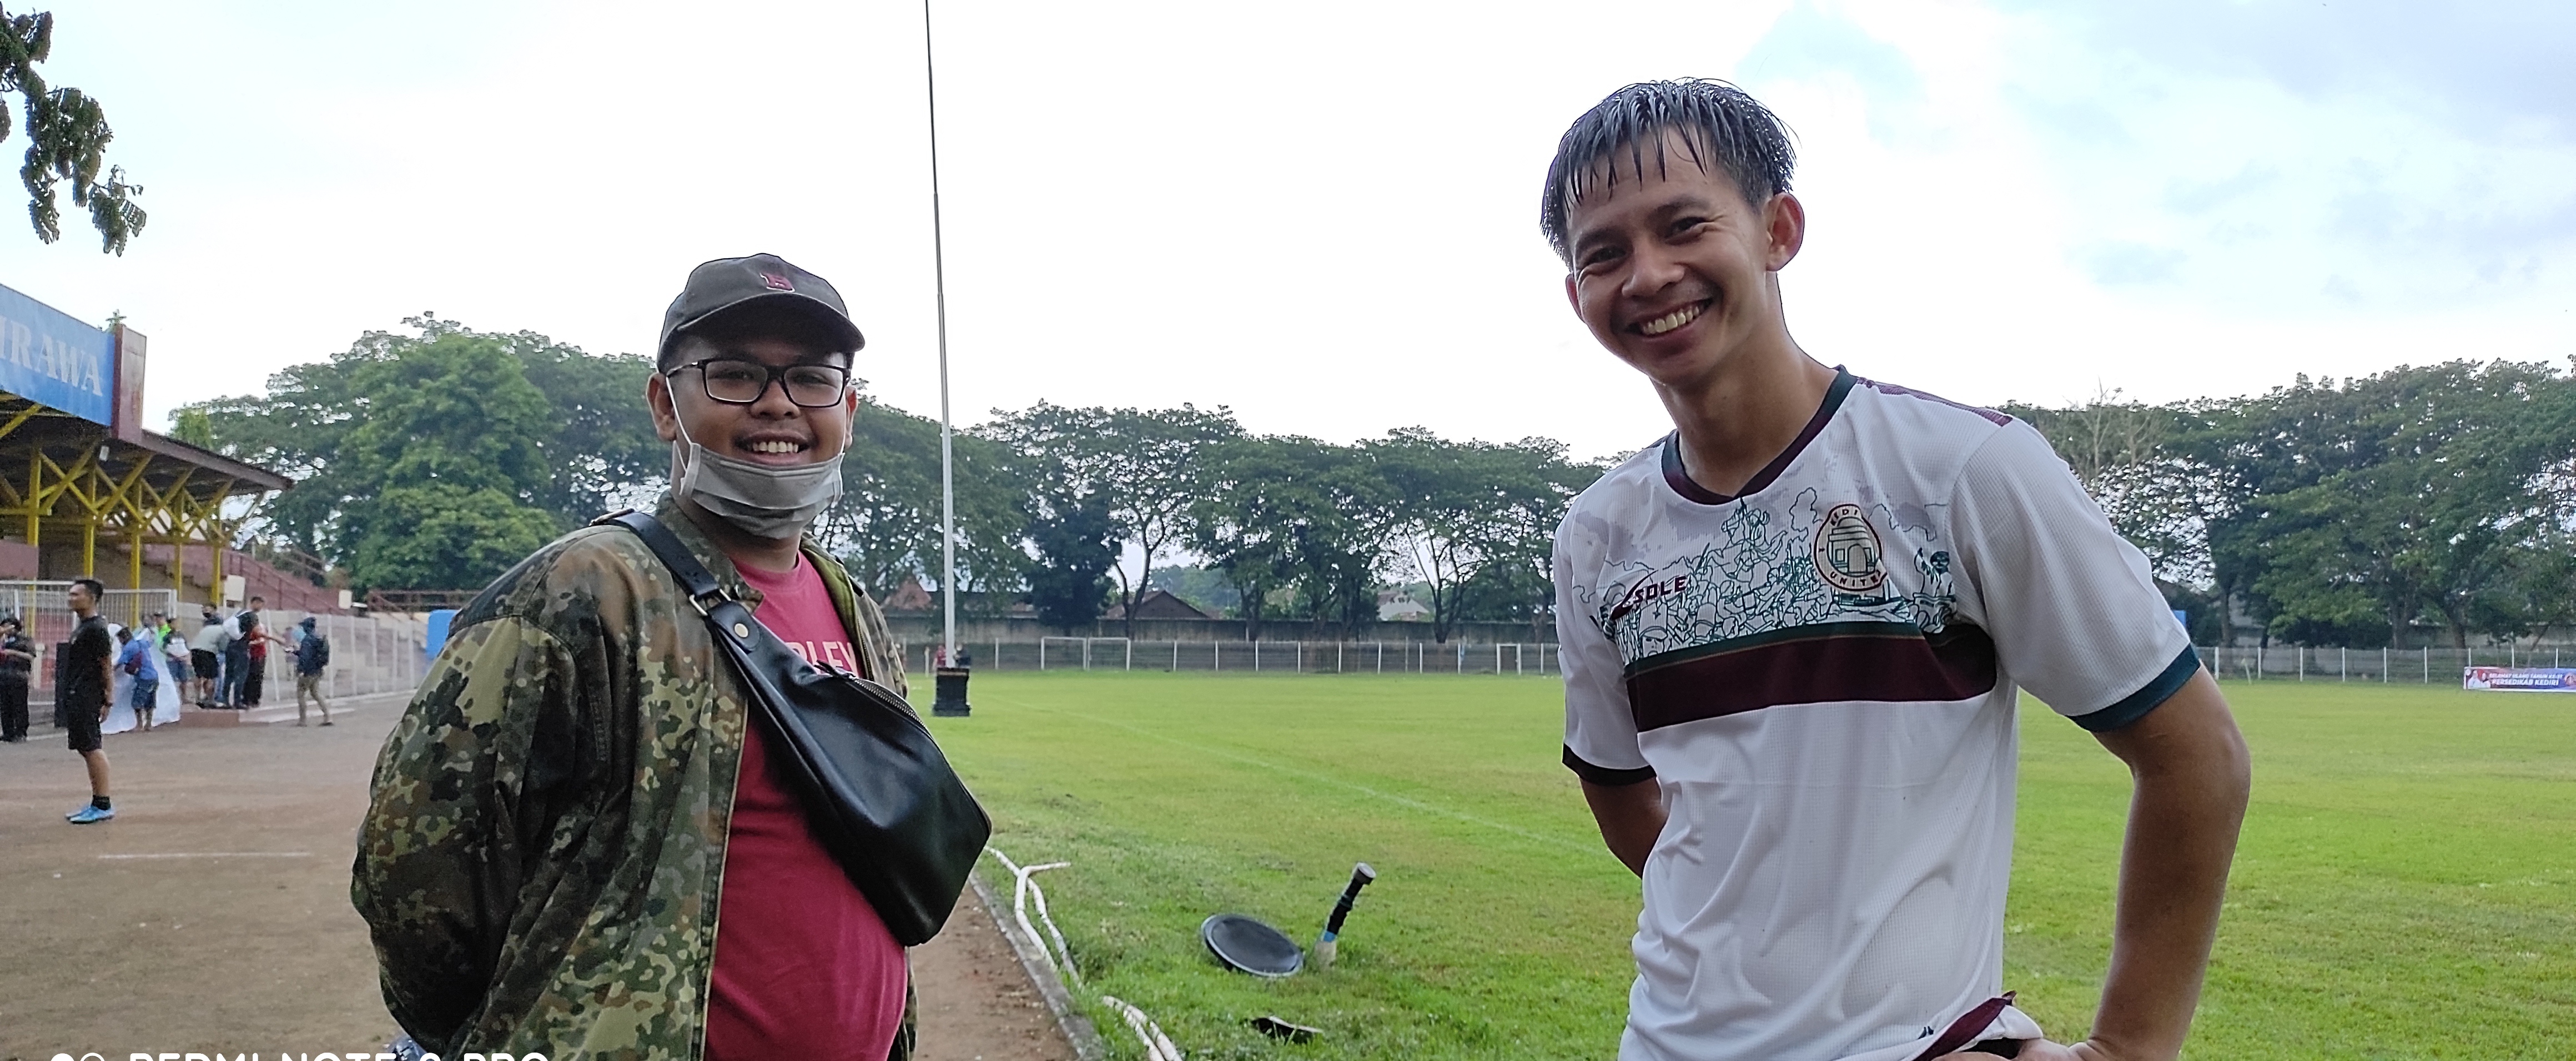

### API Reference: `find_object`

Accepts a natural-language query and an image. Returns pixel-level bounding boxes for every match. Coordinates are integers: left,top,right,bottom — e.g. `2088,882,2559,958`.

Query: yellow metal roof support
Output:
33,449,96,519
52,449,149,581
205,483,233,604
0,403,289,592
0,403,43,444
22,446,38,550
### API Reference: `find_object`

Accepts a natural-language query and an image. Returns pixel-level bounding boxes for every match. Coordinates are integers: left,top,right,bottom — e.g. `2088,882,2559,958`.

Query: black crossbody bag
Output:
606,511,990,947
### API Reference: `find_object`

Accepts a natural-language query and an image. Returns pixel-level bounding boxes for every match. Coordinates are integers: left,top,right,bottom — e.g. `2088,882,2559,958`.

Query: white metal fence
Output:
2197,644,2570,684
913,639,2573,685
0,575,430,718
264,609,430,702
921,638,1560,676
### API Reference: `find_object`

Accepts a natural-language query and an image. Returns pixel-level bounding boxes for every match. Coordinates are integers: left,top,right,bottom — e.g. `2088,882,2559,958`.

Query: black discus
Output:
1201,913,1305,977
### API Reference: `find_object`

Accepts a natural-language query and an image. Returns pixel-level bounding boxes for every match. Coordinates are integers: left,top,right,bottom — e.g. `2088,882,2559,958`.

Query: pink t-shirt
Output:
704,554,907,1061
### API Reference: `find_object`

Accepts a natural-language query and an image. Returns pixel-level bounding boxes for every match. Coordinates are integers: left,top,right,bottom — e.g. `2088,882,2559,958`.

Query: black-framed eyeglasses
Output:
666,358,852,408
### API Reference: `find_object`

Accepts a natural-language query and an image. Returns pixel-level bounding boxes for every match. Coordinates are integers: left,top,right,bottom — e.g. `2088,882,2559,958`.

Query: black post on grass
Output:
923,0,970,718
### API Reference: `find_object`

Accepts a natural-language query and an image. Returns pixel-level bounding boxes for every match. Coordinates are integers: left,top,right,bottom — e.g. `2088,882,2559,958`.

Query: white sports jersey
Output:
1555,370,2195,1061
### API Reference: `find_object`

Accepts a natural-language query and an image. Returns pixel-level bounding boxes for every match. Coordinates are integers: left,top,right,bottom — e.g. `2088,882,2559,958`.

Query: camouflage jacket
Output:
352,496,913,1060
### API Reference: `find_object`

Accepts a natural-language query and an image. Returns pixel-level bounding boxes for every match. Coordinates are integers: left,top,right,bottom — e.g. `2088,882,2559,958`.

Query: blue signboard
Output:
0,281,113,425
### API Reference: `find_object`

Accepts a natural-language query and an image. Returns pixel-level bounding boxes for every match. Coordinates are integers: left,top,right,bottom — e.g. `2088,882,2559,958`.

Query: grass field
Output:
922,672,2574,1060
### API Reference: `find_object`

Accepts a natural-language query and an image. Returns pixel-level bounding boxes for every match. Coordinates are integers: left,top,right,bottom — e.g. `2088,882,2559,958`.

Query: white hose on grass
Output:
983,846,1076,980
1101,994,1185,1061
985,847,1184,1059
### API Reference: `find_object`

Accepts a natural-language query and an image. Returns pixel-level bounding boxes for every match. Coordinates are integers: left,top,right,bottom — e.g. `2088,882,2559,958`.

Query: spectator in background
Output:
63,579,115,824
115,626,161,731
240,595,273,707
293,616,331,726
189,606,227,707
162,625,190,699
219,602,253,707
0,615,31,742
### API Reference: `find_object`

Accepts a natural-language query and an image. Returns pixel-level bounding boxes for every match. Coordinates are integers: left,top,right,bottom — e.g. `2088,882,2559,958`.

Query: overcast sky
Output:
3,0,2569,460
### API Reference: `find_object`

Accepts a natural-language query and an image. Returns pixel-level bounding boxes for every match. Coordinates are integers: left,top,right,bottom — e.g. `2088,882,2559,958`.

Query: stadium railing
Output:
2195,643,2572,685
921,639,1561,677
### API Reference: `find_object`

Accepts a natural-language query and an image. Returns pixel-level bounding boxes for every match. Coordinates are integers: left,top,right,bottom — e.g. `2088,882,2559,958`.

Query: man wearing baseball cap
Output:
356,254,919,1059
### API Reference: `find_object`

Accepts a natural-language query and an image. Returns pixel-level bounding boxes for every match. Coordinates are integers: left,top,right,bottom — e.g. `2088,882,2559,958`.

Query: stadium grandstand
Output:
0,280,313,617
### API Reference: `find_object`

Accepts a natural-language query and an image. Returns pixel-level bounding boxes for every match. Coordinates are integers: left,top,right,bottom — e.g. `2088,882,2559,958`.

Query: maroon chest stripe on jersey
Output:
1624,621,1999,732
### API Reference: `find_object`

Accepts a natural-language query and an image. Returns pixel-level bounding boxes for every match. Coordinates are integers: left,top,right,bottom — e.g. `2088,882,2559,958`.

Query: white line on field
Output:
983,693,1589,853
98,852,313,859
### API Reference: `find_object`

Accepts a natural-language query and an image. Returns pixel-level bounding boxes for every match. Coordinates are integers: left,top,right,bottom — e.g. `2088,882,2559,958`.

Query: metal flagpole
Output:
925,0,968,716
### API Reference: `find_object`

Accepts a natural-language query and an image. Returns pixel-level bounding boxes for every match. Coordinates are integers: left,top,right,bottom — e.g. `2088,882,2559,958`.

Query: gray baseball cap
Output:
658,253,865,364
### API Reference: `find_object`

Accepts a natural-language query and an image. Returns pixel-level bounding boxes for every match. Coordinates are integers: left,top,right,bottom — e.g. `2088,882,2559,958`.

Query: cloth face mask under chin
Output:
670,424,846,539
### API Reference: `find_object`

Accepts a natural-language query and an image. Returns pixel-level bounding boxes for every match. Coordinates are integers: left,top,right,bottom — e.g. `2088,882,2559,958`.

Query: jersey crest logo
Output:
1813,502,1885,593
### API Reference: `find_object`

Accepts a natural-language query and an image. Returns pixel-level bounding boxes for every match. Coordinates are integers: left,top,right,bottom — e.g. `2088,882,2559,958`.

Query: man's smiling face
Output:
649,330,857,470
1561,131,1803,391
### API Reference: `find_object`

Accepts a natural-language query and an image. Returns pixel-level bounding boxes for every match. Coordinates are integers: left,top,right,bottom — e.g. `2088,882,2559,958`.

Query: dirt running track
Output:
0,703,1071,1061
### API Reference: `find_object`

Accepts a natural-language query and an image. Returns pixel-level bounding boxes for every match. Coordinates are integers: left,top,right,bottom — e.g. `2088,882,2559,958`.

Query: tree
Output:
1023,497,1116,632
816,395,1027,607
2008,393,2216,591
326,332,557,590
179,317,661,590
988,403,1242,637
1372,429,1588,642
509,333,662,522
1190,435,1392,638
346,483,560,592
2020,360,2576,649
1189,439,1290,638
2240,363,2574,648
0,5,144,253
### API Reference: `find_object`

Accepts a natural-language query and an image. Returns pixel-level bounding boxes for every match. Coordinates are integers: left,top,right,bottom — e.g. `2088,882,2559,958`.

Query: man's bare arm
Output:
1581,776,1668,877
2013,670,2250,1061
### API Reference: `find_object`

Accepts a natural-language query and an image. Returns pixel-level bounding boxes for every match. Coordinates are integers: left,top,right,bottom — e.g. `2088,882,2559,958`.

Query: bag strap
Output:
601,510,736,617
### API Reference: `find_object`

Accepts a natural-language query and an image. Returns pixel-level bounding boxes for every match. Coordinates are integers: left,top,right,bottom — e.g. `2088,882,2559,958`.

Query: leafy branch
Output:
0,5,144,254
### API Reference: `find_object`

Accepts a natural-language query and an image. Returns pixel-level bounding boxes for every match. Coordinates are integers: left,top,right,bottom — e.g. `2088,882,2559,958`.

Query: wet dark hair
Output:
1539,79,1798,265
72,577,105,600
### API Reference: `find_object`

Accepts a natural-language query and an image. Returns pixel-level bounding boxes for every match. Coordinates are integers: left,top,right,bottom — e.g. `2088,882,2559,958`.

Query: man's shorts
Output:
63,697,101,752
192,650,219,680
130,680,158,711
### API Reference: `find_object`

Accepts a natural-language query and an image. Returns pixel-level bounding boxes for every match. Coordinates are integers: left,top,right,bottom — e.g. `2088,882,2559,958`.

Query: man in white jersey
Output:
1542,81,2251,1061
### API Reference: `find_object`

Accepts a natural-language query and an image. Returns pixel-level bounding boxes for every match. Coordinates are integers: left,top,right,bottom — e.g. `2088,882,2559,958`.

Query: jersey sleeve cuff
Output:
1563,745,1657,786
2071,646,2201,733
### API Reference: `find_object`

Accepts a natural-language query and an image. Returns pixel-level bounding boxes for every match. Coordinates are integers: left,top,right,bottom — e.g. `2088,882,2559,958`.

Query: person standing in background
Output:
0,615,32,742
189,606,226,708
218,607,249,707
292,616,331,726
163,625,191,699
63,580,115,824
239,595,272,707
115,626,162,731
